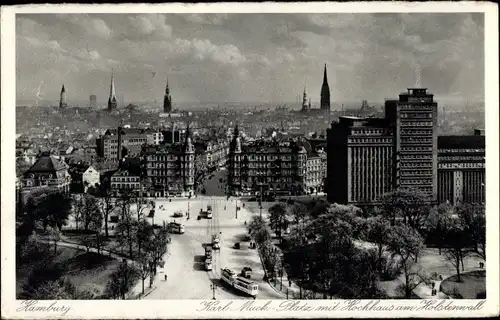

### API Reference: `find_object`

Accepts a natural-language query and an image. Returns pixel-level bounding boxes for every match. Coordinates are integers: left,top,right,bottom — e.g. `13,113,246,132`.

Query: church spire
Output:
59,84,67,109
108,69,118,111
163,77,172,113
320,64,330,111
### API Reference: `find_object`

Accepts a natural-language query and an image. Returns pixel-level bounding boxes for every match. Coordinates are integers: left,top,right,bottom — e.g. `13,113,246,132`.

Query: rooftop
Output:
438,135,485,149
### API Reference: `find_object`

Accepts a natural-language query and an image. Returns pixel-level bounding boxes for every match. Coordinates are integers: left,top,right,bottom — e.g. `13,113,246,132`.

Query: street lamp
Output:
210,283,217,300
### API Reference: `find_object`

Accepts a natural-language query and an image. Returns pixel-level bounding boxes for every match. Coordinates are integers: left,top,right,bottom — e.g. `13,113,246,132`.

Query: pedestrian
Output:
164,274,167,281
288,280,292,287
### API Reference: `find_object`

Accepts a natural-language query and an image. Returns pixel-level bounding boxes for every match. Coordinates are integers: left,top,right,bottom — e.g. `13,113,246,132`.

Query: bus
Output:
234,276,259,298
221,268,237,286
168,222,185,234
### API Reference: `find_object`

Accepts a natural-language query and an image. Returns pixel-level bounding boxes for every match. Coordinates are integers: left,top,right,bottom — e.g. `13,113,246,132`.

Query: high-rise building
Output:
327,116,394,206
59,85,67,109
89,95,97,108
385,88,438,201
108,69,118,111
327,87,484,208
163,79,172,113
320,64,330,111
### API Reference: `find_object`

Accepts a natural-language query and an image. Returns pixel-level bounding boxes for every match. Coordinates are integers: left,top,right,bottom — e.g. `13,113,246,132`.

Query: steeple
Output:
59,84,67,109
163,77,172,113
108,69,118,111
301,86,309,112
320,64,330,111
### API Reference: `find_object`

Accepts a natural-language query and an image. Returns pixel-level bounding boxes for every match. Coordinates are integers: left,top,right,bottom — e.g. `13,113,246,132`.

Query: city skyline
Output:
16,13,484,104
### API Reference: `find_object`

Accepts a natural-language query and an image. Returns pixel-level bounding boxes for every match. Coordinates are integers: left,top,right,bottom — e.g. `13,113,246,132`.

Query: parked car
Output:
233,242,240,249
173,211,184,218
240,267,252,278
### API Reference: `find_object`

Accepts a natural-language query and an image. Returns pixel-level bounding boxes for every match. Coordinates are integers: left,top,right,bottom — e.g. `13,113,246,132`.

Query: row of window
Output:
111,183,140,189
401,146,433,152
439,156,485,161
439,149,485,153
439,163,485,169
399,179,433,185
351,129,385,136
349,138,393,144
400,113,433,118
400,121,433,127
399,170,433,176
401,137,433,143
147,155,194,161
400,129,433,135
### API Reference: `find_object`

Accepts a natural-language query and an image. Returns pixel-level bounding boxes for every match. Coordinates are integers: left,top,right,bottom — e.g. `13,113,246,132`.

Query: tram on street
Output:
220,268,259,298
168,222,185,234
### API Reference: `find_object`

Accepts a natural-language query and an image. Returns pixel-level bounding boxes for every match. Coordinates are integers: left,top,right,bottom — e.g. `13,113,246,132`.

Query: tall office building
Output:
385,88,438,201
320,64,330,111
89,95,97,108
108,70,118,111
327,116,394,206
59,85,67,109
163,79,172,113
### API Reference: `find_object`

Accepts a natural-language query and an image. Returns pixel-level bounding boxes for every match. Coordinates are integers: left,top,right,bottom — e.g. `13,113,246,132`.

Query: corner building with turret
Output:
140,126,195,197
227,125,309,196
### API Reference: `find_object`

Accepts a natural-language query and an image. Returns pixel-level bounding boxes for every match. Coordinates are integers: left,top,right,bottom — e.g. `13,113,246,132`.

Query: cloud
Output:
127,14,173,38
184,14,228,25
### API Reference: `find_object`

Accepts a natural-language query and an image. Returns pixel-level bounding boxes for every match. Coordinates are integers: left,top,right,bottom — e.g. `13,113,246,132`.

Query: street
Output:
144,196,283,300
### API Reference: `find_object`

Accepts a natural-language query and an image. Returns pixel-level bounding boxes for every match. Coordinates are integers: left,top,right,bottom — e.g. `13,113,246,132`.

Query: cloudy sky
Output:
16,13,484,104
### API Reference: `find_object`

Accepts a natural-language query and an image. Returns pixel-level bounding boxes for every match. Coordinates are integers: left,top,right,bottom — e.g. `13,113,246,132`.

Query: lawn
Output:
17,245,121,298
440,270,486,299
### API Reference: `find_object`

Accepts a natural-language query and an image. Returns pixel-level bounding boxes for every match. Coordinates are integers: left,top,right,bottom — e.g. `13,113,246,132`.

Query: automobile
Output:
240,267,252,279
205,259,213,271
213,242,220,250
233,242,240,249
173,211,184,218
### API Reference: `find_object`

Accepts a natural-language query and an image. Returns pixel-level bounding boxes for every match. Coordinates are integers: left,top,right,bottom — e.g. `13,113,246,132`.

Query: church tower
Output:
301,87,309,112
59,85,67,109
163,79,172,113
107,69,118,111
320,64,330,111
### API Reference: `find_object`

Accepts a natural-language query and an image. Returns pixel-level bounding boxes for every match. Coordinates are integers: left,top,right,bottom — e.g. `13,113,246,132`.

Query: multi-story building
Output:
385,88,438,201
110,169,141,195
327,116,394,206
228,126,308,196
437,132,485,205
69,163,101,193
96,127,156,160
20,152,71,203
140,127,195,197
327,87,483,208
305,148,327,194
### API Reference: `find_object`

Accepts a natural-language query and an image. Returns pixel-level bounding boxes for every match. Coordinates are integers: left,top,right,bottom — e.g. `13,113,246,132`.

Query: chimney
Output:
117,126,122,161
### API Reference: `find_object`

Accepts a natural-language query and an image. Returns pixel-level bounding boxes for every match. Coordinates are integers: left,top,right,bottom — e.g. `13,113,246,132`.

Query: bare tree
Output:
98,185,115,237
444,220,470,283
426,203,454,255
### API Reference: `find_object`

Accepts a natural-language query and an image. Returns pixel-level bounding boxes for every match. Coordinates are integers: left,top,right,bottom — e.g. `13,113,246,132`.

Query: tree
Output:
135,252,153,295
268,203,288,240
426,203,454,255
379,188,430,230
247,215,267,236
115,192,136,257
456,203,485,259
444,219,470,283
37,192,73,231
74,194,102,232
98,185,115,237
386,224,426,298
46,226,61,254
105,261,140,299
144,225,170,287
363,216,392,272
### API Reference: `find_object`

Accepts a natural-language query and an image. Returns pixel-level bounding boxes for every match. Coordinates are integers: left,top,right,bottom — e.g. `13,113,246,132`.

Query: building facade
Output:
327,87,484,208
437,134,485,205
140,128,195,197
110,169,141,195
385,88,438,201
327,116,394,206
228,126,308,196
305,149,327,194
20,152,71,203
97,127,156,160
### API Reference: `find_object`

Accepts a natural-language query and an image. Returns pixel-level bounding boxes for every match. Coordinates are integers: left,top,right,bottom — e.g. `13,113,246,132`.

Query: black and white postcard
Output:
1,2,499,319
